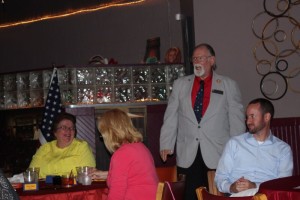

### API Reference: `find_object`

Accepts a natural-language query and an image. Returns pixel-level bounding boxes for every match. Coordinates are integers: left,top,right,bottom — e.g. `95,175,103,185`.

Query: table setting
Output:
7,166,108,200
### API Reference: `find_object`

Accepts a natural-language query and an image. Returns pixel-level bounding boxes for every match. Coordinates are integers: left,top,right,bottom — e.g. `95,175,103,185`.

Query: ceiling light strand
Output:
0,0,145,29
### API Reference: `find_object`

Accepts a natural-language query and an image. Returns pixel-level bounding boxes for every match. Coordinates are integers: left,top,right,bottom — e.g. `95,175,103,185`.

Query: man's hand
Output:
230,177,256,193
160,149,173,162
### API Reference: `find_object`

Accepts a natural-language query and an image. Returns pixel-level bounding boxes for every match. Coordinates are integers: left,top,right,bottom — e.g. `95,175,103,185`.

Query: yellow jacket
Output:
29,138,96,178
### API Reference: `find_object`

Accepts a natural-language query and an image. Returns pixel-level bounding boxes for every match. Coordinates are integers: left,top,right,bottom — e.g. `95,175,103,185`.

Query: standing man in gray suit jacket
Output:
160,43,245,200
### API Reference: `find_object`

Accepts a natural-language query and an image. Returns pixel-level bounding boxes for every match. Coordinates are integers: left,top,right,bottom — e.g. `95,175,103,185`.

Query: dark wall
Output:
0,0,183,73
0,0,116,25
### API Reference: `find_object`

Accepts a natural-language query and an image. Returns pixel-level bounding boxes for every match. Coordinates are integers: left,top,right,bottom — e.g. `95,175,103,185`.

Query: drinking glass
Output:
76,166,92,185
23,170,38,183
61,173,74,188
27,167,40,180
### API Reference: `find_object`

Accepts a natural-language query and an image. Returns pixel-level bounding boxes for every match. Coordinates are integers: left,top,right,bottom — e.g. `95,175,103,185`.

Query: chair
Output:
195,187,267,200
207,170,222,196
156,166,177,182
156,175,186,200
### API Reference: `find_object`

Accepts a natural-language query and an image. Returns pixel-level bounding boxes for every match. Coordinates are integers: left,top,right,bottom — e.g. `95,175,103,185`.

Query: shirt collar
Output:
195,72,213,84
245,131,274,145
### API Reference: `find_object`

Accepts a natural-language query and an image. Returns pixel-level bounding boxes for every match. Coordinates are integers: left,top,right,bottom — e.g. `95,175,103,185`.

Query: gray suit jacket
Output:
160,72,245,169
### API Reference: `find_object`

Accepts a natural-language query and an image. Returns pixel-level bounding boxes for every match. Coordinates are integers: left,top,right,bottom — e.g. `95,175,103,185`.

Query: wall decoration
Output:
252,0,300,100
143,37,160,64
0,64,185,109
0,0,145,28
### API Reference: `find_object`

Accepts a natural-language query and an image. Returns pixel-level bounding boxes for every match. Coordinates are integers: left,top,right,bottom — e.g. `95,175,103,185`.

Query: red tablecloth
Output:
258,175,300,200
17,180,108,200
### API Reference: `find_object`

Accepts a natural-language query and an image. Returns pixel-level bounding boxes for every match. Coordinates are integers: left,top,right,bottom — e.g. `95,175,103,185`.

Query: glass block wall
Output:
0,64,185,109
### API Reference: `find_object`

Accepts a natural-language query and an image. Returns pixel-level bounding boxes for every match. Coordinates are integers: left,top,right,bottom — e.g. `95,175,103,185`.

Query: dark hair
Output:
52,112,76,132
194,43,217,70
248,98,274,119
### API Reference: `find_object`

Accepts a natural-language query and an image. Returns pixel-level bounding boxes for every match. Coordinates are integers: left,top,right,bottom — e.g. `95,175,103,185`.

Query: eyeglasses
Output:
57,126,76,132
191,56,212,62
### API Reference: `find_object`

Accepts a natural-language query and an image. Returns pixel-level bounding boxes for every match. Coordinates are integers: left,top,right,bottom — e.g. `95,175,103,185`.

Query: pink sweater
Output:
106,142,158,200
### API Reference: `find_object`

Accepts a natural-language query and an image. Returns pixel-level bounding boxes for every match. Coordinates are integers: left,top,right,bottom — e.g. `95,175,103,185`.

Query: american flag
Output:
40,68,63,142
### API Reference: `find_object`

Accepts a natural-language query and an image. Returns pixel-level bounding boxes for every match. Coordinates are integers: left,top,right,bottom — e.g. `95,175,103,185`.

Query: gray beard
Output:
194,68,205,77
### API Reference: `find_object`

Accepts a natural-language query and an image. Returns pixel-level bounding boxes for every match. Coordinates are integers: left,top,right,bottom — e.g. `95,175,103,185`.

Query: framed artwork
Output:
144,37,160,64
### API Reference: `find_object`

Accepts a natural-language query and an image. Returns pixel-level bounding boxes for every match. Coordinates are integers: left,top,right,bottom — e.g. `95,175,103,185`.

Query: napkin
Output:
7,173,24,183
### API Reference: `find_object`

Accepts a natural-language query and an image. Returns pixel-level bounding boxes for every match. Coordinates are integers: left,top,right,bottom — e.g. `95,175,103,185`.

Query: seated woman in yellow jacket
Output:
29,112,96,178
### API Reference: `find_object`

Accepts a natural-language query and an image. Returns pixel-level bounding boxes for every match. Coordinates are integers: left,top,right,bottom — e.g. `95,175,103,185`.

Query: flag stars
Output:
40,69,62,142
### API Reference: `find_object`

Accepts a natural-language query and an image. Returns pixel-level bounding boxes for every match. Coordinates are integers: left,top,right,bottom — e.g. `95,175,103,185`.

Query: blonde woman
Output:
89,109,158,200
164,47,182,63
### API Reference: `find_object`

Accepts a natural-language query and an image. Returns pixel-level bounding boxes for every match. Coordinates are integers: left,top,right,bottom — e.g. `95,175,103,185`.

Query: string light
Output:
0,0,145,29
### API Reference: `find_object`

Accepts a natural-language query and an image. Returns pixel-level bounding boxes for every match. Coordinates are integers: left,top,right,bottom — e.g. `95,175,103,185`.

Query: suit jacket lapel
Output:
201,72,223,124
185,75,198,124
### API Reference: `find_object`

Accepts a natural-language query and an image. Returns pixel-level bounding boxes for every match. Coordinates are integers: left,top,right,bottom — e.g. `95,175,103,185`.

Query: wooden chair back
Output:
196,187,268,200
156,166,177,182
207,170,222,196
156,175,186,200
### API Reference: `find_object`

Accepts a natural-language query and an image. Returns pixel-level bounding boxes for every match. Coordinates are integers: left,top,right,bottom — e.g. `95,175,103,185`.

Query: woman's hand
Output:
88,167,108,180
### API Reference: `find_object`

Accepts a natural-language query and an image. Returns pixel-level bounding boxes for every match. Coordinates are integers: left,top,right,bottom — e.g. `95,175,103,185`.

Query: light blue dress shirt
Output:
215,132,293,193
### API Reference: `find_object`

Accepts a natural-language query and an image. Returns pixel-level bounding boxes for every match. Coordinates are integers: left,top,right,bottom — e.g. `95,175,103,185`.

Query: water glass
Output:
23,170,38,183
76,166,92,185
80,172,92,185
27,167,40,180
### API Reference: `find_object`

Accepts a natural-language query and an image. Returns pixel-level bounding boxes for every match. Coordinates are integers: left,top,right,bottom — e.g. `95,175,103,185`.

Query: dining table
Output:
16,179,108,200
258,175,300,200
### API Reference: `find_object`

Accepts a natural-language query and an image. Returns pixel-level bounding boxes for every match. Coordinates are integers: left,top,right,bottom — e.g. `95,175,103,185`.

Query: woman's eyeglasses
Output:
57,126,76,132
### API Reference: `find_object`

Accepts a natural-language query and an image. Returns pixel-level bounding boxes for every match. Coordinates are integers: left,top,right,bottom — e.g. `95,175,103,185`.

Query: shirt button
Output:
196,138,199,141
198,125,201,128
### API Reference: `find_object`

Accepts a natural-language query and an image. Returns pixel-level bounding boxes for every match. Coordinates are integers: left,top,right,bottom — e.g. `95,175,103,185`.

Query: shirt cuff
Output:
220,182,232,194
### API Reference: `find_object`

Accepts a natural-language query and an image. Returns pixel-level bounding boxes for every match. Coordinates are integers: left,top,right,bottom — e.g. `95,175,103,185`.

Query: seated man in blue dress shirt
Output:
215,98,293,197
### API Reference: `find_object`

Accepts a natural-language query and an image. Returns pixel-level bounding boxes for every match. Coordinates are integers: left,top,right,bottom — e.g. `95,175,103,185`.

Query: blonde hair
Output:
164,47,182,63
97,109,143,153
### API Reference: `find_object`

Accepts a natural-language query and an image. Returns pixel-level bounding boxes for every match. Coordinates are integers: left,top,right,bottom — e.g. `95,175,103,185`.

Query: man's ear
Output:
210,56,216,66
264,113,271,122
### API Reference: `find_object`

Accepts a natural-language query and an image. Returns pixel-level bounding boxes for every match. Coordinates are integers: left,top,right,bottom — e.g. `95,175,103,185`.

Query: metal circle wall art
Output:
252,0,300,100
